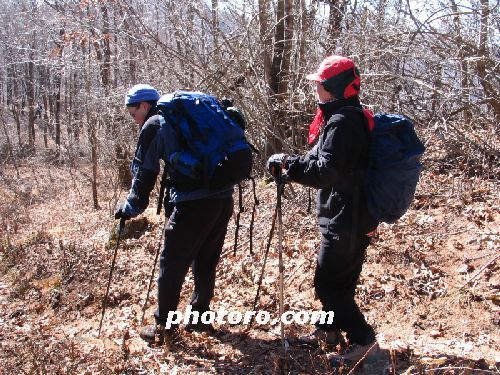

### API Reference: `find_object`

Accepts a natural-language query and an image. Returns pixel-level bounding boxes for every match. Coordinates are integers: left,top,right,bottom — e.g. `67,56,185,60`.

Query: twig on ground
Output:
425,367,497,374
347,342,379,375
459,253,500,290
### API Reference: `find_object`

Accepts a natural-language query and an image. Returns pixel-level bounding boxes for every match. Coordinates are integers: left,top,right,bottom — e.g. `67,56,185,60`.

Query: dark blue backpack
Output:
364,113,425,223
157,91,253,191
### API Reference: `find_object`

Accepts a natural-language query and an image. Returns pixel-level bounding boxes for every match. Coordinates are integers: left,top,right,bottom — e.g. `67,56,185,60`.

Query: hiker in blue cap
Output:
267,56,380,367
115,84,235,345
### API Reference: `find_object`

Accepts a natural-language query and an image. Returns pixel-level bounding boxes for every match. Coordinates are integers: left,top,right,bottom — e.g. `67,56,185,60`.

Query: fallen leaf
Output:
420,356,448,365
430,329,444,338
458,263,474,274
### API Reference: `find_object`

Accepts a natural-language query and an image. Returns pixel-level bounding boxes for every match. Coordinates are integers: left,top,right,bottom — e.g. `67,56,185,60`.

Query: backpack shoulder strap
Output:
158,111,187,149
337,105,374,133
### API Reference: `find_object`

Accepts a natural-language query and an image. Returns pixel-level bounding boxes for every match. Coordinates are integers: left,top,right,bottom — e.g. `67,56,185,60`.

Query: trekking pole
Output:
249,177,259,255
248,204,278,327
276,175,288,352
140,221,166,324
307,188,312,214
98,217,125,337
141,175,170,324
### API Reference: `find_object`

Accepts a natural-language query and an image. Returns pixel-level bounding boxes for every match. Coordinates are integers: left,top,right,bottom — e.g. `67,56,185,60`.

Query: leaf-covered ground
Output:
0,141,499,374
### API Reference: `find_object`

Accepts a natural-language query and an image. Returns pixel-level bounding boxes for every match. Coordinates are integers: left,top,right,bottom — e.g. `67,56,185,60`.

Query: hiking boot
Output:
294,329,344,347
140,324,180,345
329,341,380,368
184,321,216,334
140,324,165,344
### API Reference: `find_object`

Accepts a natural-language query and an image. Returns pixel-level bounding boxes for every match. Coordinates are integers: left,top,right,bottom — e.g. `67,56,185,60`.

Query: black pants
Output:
154,197,233,325
314,232,376,346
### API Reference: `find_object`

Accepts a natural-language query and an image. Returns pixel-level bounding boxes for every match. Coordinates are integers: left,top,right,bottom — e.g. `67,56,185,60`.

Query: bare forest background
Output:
0,0,498,210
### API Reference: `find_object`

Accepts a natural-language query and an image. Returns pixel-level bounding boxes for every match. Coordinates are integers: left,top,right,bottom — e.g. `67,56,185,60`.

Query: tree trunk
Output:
26,32,36,149
42,92,50,148
476,0,500,121
53,28,65,149
327,0,347,43
9,103,22,149
71,69,80,144
278,0,293,96
262,0,294,155
7,60,23,147
85,5,99,210
101,4,111,91
116,144,132,189
212,0,219,56
90,117,100,210
1,108,19,178
450,0,471,123
6,56,14,108
258,0,273,95
271,0,286,95
54,79,62,148
298,0,317,68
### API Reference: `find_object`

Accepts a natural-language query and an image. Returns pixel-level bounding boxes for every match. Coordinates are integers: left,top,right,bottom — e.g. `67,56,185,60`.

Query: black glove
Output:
266,153,289,179
114,205,131,221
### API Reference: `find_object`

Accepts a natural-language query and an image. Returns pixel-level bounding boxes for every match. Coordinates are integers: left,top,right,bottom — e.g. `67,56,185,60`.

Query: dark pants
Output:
154,197,233,325
314,232,376,346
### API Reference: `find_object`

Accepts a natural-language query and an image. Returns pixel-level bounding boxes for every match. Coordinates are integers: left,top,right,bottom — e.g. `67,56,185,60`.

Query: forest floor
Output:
0,139,499,374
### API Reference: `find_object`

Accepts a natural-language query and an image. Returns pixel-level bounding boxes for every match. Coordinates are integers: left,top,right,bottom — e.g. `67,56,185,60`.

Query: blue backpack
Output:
342,108,425,223
364,113,425,223
157,91,253,191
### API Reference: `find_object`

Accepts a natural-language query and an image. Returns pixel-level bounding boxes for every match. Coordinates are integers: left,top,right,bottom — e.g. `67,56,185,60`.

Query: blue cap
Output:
125,84,160,106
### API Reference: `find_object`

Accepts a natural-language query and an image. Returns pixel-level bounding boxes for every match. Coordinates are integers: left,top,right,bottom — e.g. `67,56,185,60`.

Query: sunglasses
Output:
128,107,139,118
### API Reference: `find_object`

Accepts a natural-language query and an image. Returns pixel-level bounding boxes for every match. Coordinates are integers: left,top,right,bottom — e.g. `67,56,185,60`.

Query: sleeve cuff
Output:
284,155,300,180
122,199,144,217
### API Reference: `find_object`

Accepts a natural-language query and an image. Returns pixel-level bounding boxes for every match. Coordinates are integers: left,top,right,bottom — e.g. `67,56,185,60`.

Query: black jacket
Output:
286,96,378,236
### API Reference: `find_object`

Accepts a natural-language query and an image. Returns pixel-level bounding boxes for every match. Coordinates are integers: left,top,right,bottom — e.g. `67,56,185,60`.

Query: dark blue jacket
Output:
122,107,233,217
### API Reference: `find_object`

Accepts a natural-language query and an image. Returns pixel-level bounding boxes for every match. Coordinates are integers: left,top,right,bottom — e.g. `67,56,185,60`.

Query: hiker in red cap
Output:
267,55,380,367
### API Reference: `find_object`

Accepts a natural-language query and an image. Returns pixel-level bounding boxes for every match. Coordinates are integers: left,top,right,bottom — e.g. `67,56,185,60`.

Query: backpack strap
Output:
233,183,244,256
249,177,259,255
247,141,260,155
156,168,172,216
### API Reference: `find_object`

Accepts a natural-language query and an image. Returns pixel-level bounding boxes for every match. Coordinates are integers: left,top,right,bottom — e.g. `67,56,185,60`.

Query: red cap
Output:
306,55,360,99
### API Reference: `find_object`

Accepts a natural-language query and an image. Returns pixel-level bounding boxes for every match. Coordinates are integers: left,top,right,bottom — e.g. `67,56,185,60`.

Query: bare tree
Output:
476,0,499,121
0,0,497,202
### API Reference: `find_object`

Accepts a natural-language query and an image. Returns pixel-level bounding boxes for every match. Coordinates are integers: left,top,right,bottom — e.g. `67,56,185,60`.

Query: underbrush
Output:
0,126,498,374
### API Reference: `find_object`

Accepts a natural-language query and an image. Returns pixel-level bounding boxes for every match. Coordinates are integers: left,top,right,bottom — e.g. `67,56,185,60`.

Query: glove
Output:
114,205,131,221
267,153,289,178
